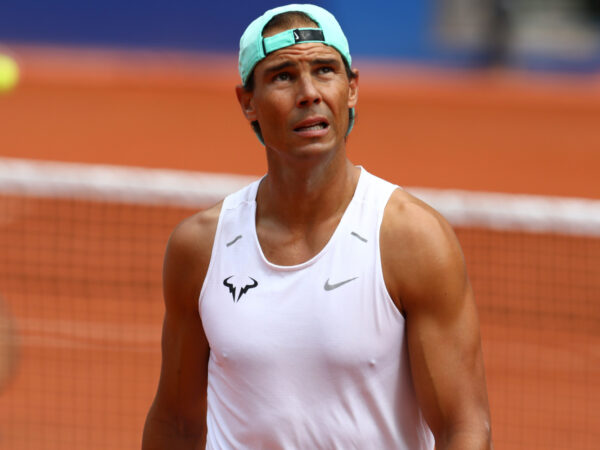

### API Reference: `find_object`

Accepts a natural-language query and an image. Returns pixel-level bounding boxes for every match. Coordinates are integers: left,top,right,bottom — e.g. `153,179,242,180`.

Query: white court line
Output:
1,157,600,236
19,334,159,352
16,317,160,351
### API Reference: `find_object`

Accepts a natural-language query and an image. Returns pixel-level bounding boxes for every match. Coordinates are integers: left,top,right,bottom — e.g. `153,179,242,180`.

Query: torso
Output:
198,167,434,449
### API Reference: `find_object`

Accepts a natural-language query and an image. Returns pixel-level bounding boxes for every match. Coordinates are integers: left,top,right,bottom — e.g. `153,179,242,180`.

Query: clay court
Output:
0,48,599,449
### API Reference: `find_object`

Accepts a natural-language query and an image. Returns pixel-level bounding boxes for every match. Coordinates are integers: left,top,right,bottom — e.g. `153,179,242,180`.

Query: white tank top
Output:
199,167,434,449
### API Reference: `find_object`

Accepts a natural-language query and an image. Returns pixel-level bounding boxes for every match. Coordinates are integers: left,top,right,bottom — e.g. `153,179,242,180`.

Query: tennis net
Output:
0,157,598,449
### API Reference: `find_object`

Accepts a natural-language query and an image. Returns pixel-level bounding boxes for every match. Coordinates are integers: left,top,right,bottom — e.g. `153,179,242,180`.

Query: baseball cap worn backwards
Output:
239,4,355,142
239,4,351,85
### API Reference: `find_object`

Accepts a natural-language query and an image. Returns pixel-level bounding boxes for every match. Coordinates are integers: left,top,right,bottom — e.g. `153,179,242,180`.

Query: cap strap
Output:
263,28,325,55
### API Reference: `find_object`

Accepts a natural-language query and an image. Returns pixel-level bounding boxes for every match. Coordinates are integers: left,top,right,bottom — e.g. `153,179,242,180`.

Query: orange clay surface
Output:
1,46,600,198
0,47,599,449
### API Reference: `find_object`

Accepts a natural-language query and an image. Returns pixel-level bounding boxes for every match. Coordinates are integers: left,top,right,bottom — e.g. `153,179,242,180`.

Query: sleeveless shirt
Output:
199,167,434,449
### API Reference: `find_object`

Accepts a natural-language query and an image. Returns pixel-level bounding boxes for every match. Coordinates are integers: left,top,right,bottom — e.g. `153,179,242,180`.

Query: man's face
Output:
239,41,358,158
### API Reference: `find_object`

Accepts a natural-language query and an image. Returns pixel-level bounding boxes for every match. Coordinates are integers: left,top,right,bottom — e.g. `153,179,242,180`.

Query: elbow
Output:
436,419,492,450
142,406,206,449
476,414,493,449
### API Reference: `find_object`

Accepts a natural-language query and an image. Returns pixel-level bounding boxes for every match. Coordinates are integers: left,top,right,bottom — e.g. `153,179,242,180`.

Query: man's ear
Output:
235,85,257,122
347,69,359,109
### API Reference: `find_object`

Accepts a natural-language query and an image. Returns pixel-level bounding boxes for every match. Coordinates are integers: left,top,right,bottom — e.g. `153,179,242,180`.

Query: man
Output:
142,4,492,449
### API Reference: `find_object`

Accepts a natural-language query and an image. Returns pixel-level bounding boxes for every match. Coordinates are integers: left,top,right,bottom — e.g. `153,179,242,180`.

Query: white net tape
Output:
1,157,599,236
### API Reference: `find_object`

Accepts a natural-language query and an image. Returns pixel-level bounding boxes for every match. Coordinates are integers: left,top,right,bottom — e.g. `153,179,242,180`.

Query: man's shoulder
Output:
381,188,467,310
167,202,223,272
162,201,224,312
383,188,455,250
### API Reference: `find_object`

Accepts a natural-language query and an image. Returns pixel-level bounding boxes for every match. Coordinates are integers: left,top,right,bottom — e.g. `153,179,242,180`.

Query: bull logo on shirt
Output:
223,276,258,303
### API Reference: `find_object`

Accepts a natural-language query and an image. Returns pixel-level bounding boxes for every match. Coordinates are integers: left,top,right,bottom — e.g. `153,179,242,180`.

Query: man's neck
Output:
257,151,359,231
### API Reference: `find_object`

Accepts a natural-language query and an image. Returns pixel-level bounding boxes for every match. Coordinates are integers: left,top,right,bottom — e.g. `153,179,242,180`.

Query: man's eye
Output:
274,72,291,81
318,67,333,74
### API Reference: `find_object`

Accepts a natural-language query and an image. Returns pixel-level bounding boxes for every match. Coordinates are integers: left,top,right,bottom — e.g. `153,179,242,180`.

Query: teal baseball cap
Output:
238,4,355,142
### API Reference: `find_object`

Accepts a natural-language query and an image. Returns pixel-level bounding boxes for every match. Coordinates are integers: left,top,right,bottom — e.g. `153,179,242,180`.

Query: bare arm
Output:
142,204,221,449
381,190,492,449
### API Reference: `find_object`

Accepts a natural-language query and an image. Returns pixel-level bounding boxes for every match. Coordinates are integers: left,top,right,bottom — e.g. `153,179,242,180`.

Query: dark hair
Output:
243,11,357,142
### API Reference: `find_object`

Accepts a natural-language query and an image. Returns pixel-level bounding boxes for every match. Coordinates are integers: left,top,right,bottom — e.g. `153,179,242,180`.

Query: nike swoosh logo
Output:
324,277,358,291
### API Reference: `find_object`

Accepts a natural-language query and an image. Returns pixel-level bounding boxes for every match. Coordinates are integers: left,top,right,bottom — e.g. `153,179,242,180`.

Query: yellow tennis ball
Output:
0,54,19,92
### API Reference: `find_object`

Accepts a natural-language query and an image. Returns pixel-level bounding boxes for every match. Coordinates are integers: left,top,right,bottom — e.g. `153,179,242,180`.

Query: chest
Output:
201,265,403,374
199,187,403,371
254,214,344,266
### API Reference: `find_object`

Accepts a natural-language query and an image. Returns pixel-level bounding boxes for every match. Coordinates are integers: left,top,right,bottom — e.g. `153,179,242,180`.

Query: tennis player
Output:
143,4,492,449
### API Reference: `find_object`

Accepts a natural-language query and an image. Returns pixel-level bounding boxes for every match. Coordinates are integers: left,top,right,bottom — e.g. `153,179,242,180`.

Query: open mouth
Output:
294,122,329,132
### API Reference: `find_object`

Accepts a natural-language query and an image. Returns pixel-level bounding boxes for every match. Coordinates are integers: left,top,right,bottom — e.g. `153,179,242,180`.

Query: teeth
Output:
297,122,326,131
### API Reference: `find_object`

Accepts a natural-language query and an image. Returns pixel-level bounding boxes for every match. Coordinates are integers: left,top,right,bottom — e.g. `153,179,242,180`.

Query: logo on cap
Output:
293,29,325,43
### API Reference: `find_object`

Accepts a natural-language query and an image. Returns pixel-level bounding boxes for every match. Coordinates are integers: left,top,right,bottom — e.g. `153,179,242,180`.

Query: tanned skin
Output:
142,17,492,449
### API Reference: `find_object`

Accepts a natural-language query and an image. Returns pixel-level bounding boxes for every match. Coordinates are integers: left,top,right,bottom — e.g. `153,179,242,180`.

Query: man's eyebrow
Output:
263,61,296,75
262,58,341,75
312,58,341,67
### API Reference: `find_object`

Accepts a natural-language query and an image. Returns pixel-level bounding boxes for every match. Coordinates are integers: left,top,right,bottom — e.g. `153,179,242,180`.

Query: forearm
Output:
142,410,206,450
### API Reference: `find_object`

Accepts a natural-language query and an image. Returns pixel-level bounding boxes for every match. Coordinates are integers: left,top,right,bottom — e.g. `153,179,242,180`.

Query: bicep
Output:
143,306,209,449
382,196,491,445
148,218,213,436
154,304,210,426
406,278,489,442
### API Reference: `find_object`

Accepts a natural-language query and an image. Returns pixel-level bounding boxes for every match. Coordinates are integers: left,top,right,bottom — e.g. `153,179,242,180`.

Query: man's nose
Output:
296,74,321,107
